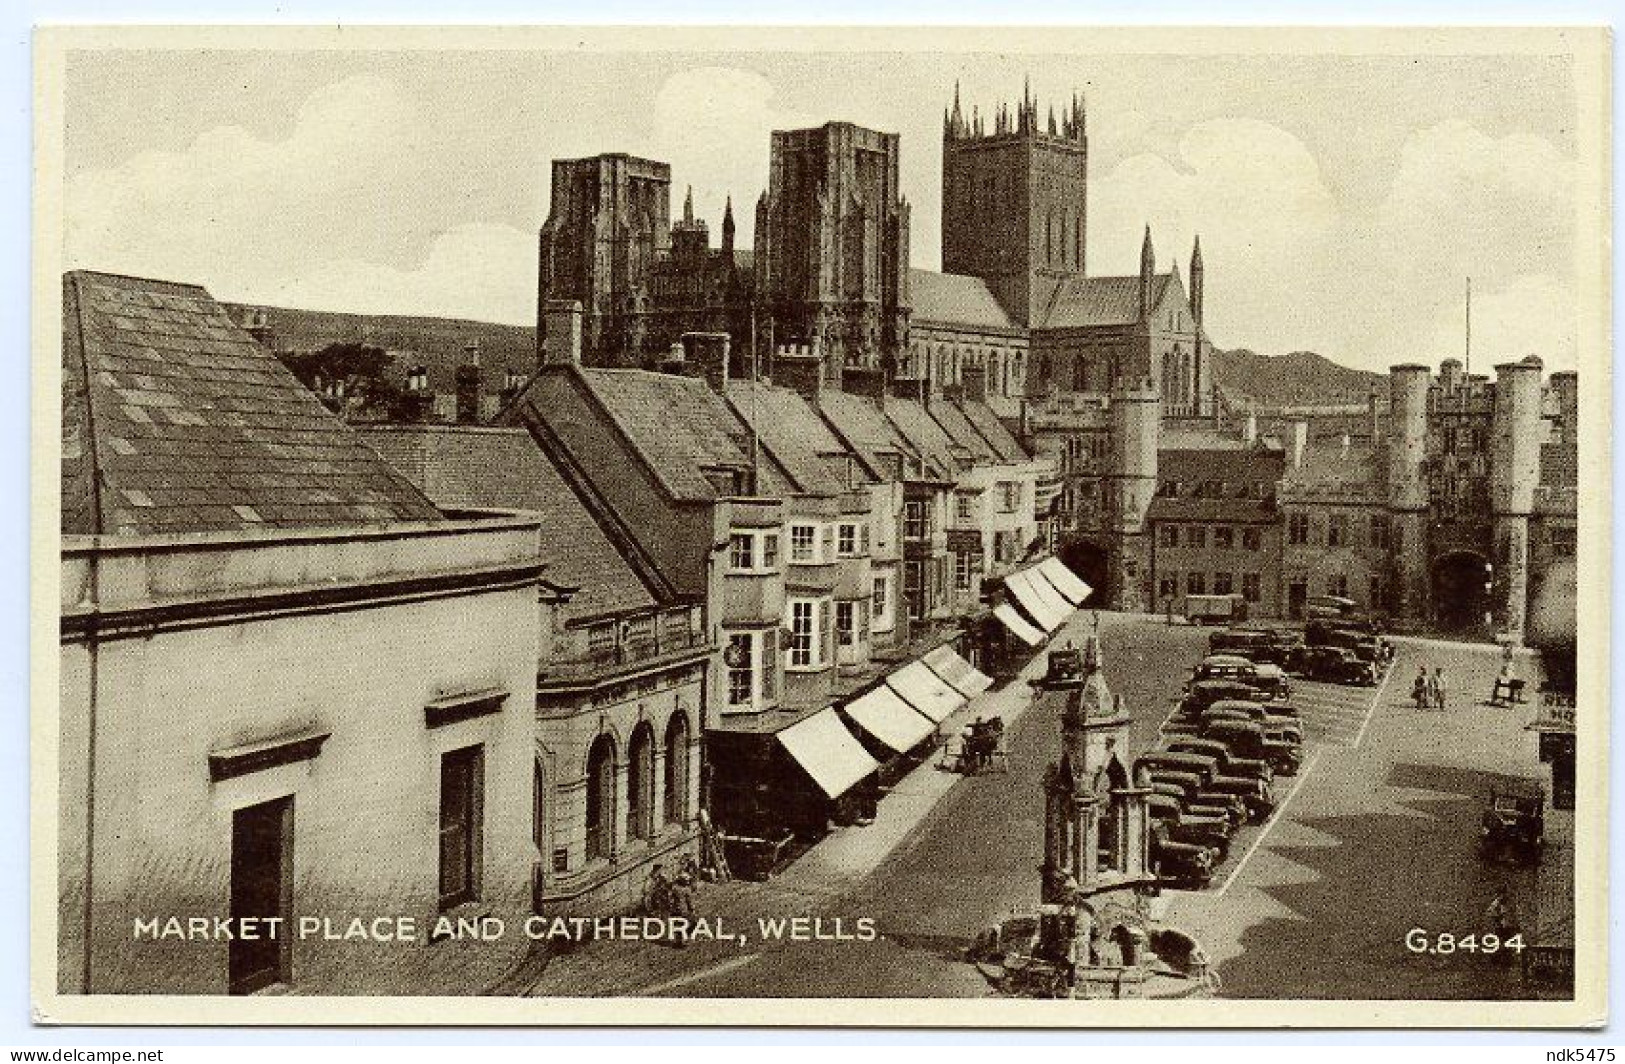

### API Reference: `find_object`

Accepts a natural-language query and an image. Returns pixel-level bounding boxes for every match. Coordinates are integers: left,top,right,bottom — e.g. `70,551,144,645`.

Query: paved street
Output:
523,614,1553,1000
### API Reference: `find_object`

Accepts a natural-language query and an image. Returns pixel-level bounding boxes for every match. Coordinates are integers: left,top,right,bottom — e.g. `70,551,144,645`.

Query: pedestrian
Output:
1413,666,1430,710
1433,667,1449,709
1486,888,1520,962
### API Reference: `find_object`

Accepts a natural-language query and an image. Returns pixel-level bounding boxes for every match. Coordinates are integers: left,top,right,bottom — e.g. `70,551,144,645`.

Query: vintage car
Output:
1192,654,1259,684
1290,644,1378,686
1150,825,1217,888
1480,782,1546,863
1204,719,1302,776
1164,737,1273,783
1147,780,1247,828
1202,699,1304,745
1184,593,1247,626
1181,678,1261,715
1250,663,1293,702
1146,793,1232,860
1137,753,1273,823
1207,627,1272,660
1305,594,1360,620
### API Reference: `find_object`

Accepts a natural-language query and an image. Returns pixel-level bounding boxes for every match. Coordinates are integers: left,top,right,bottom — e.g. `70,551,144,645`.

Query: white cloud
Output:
65,75,415,293
257,223,538,325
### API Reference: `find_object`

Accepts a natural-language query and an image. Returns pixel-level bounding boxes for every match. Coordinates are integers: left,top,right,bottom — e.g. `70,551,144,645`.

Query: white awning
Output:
1038,556,1093,606
1028,568,1079,622
886,660,968,724
841,686,935,754
923,645,995,698
777,709,880,800
994,602,1045,646
1006,569,1070,632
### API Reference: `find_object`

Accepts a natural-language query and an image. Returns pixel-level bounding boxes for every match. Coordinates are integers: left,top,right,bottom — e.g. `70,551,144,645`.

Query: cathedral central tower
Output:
941,80,1089,327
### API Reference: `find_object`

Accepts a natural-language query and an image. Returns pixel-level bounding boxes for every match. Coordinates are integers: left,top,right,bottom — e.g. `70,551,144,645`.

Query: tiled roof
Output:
1041,273,1171,329
724,382,854,495
1151,446,1287,523
1146,497,1277,524
908,269,1015,330
62,271,441,536
883,397,965,477
358,426,656,620
1160,446,1287,485
927,400,1001,463
576,368,792,501
954,400,1028,462
814,389,921,482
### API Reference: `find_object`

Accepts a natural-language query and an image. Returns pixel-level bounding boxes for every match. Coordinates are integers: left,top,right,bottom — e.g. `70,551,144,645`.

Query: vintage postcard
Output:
31,25,1610,1026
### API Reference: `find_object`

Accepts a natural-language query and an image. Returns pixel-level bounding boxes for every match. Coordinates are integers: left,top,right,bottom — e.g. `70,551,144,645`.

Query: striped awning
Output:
923,645,995,698
841,686,936,754
1006,568,1070,632
887,660,968,724
1038,556,1093,605
994,602,1045,646
777,709,880,799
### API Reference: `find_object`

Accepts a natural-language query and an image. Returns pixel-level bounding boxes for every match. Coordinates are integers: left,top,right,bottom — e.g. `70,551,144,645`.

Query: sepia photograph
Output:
29,24,1610,1027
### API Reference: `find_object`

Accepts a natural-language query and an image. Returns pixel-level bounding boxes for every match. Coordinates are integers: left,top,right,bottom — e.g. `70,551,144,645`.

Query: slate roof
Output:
954,400,1028,462
358,426,656,620
884,397,966,477
908,269,1016,330
62,271,441,536
1041,273,1172,329
814,389,923,482
724,382,855,496
575,367,792,501
1278,441,1380,496
1149,447,1287,524
927,400,1001,464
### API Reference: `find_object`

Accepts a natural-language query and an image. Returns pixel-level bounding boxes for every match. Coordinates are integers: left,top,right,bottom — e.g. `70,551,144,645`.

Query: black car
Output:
1151,826,1217,889
1164,737,1273,783
1290,644,1378,686
1147,794,1232,860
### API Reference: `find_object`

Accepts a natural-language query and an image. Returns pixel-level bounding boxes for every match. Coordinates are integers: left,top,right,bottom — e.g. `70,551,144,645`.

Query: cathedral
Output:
534,83,1215,421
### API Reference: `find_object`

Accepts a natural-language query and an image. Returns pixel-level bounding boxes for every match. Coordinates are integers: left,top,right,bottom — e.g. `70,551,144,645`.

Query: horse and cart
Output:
945,716,1009,775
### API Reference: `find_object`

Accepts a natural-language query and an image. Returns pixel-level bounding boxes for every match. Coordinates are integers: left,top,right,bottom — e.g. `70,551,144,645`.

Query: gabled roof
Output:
927,400,1001,464
724,381,856,496
1040,273,1172,329
574,367,792,501
62,270,441,536
883,397,965,478
360,426,657,620
954,399,1028,462
1278,441,1380,494
908,269,1015,330
813,389,921,482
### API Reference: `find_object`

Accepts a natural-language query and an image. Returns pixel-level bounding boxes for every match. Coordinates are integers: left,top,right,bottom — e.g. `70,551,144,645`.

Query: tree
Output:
280,342,410,420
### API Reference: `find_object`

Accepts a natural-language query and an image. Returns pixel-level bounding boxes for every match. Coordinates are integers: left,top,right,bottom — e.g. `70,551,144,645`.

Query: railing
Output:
545,625,709,683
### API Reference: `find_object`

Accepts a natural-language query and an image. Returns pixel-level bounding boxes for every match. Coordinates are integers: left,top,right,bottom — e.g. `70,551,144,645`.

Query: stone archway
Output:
1060,539,1111,607
1430,550,1491,633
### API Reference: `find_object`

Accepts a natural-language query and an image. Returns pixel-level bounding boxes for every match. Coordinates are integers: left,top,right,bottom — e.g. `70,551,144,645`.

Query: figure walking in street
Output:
1413,665,1431,710
1486,887,1520,964
1432,667,1449,709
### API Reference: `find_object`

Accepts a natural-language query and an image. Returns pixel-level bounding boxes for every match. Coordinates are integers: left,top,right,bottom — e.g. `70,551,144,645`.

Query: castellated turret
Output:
1386,364,1432,620
1492,357,1546,638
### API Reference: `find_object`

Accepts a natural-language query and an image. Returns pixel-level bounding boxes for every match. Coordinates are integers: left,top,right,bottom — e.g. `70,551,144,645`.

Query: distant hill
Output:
225,301,1381,414
1212,348,1383,411
223,302,539,392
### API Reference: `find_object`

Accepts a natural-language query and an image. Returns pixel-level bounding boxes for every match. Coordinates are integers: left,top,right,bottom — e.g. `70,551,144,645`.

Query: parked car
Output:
1147,780,1247,828
1138,753,1274,823
1209,697,1303,732
1181,678,1261,715
1147,794,1232,860
1204,774,1275,822
1204,718,1302,776
1305,594,1359,620
1208,627,1272,660
1250,663,1293,701
1291,644,1378,685
1150,825,1217,888
1201,702,1304,749
1164,737,1273,783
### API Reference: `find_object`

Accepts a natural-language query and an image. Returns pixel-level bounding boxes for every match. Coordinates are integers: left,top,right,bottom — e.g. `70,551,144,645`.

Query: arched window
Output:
664,712,691,825
585,734,616,862
627,722,656,841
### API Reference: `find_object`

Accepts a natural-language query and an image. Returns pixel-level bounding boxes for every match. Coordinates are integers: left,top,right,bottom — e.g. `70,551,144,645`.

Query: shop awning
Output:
887,661,968,724
1006,569,1070,632
994,602,1045,646
923,645,995,698
841,686,936,754
777,709,880,800
1028,568,1079,622
1038,556,1093,606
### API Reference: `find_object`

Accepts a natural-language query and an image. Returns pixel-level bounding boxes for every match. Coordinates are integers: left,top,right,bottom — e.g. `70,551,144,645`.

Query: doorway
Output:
1431,550,1491,632
229,796,292,995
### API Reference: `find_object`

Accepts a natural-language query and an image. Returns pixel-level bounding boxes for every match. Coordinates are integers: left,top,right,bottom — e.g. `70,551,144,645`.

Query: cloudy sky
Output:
61,42,1587,372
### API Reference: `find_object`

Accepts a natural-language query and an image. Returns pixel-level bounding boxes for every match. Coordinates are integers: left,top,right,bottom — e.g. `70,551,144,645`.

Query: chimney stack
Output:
771,344,824,400
659,342,688,376
1291,421,1308,469
1242,411,1258,445
842,364,888,410
541,300,583,367
961,362,988,403
681,332,732,393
